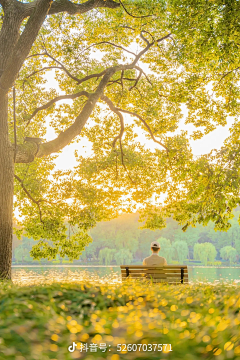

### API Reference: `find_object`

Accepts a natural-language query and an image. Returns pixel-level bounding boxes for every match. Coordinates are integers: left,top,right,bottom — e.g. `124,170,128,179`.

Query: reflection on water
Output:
12,267,121,286
189,267,240,283
12,265,240,286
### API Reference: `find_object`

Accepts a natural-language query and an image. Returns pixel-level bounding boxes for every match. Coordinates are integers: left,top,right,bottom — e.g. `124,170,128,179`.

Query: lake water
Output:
12,265,240,284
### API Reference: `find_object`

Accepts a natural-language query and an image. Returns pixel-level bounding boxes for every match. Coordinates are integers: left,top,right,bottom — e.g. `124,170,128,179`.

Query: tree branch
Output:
215,66,240,88
141,30,155,43
118,108,168,151
79,41,136,57
22,0,119,18
156,34,172,44
26,33,169,92
119,0,152,18
134,65,152,85
101,94,136,183
27,51,109,85
21,66,62,85
131,33,172,67
14,34,171,163
119,138,135,184
27,51,87,83
14,174,41,205
140,31,150,46
101,97,168,151
108,77,136,84
26,90,89,126
129,68,142,91
0,0,53,94
1,0,159,95
16,67,116,161
101,95,124,148
49,0,119,15
14,174,43,222
115,150,118,180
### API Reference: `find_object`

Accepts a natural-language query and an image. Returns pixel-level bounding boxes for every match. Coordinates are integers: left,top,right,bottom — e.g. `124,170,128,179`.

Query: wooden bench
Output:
120,265,188,284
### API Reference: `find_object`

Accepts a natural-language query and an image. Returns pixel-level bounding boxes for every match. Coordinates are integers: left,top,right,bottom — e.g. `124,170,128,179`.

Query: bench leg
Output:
181,268,184,283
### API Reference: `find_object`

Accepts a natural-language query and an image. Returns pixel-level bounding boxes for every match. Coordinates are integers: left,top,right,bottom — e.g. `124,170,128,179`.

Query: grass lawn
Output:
0,277,240,360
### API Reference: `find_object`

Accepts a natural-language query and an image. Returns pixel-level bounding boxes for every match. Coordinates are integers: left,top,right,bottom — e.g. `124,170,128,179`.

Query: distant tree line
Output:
13,210,240,266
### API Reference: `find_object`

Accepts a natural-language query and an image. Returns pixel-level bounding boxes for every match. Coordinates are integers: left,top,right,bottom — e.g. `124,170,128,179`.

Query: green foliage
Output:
173,240,189,264
156,237,173,263
99,248,116,265
114,249,133,265
207,261,222,266
10,0,240,261
194,243,217,266
220,246,238,266
0,279,240,359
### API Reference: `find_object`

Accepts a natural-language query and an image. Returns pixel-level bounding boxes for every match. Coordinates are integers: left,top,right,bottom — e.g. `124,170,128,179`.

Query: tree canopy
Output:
2,0,240,261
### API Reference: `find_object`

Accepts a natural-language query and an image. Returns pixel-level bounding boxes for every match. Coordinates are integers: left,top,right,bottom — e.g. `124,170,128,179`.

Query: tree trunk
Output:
0,93,14,280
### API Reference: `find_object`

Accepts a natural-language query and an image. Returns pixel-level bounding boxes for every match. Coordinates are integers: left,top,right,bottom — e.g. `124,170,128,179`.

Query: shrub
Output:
52,260,61,264
207,261,222,266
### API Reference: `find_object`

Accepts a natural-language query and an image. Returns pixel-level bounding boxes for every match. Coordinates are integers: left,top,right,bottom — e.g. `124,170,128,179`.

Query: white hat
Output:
151,241,160,248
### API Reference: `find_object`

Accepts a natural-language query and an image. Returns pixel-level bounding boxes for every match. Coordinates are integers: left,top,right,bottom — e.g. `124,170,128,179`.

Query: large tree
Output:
0,0,120,279
1,0,240,279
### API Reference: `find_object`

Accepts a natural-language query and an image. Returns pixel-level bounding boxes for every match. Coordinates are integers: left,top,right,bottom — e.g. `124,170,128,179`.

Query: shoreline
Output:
12,264,240,268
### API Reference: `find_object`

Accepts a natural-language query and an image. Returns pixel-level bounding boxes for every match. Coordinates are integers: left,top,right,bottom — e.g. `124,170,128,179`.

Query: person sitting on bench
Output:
143,241,167,266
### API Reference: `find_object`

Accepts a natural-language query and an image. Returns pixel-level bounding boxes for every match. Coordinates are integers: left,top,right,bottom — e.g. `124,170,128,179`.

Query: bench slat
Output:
121,272,188,276
122,273,189,279
121,269,188,274
122,278,189,283
147,278,189,281
120,265,188,269
150,280,189,284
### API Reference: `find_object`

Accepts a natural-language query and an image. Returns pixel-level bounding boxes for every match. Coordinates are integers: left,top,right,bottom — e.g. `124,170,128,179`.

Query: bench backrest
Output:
120,265,188,284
